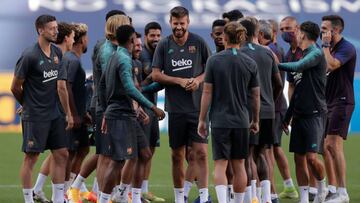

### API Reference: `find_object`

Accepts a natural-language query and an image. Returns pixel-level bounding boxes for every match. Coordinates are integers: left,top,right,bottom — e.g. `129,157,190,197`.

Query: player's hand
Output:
282,122,290,135
16,106,23,115
66,115,75,130
84,112,92,126
179,78,191,89
151,106,165,120
185,78,200,91
197,120,208,138
73,115,81,129
137,107,150,125
250,121,259,134
321,30,332,44
101,116,107,134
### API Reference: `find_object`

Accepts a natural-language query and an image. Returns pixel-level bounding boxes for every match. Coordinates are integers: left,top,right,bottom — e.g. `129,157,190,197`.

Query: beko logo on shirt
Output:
171,59,193,72
43,70,58,83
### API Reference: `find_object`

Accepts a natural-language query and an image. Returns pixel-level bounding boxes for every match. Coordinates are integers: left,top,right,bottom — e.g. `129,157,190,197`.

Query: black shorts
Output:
95,114,111,156
21,117,67,153
211,128,249,160
141,108,160,147
106,118,149,162
273,111,286,147
250,119,274,148
168,112,208,149
66,124,90,151
290,113,326,154
326,105,354,140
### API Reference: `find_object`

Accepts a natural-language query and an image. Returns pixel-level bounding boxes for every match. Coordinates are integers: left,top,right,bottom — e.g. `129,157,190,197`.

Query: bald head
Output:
280,16,298,33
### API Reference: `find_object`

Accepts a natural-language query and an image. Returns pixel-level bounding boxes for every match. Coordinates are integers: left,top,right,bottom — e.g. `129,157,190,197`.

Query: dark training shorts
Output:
168,112,208,149
290,113,326,154
141,108,160,147
273,111,286,147
95,114,111,156
21,117,67,153
106,117,149,162
250,119,274,148
326,104,354,140
66,124,89,151
211,128,249,160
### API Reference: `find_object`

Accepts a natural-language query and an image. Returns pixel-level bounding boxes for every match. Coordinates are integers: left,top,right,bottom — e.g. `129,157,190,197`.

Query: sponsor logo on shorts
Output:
43,69,58,83
171,59,193,72
27,140,34,148
127,147,133,155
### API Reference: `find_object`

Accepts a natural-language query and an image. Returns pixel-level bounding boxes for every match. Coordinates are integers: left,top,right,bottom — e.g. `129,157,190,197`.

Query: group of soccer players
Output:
11,5,356,203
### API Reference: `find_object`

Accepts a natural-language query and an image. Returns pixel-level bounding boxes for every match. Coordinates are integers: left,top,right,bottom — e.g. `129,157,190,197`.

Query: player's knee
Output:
195,148,208,162
139,149,152,162
52,148,69,164
24,153,39,167
306,154,317,166
171,153,183,165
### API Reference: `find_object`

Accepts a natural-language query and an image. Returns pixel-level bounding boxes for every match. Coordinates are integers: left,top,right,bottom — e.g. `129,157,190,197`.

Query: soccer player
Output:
97,24,165,203
60,22,90,198
32,21,75,203
198,21,260,203
279,21,328,203
279,16,319,201
321,15,356,203
266,19,299,201
239,17,283,203
210,19,226,53
11,14,71,203
138,21,166,202
152,6,212,203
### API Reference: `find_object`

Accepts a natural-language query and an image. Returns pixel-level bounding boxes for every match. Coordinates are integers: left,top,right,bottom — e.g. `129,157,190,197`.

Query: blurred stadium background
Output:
0,1,360,201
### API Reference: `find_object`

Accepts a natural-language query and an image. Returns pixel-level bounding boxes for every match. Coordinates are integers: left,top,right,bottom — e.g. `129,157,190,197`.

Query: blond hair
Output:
72,23,88,44
224,22,247,45
105,15,131,41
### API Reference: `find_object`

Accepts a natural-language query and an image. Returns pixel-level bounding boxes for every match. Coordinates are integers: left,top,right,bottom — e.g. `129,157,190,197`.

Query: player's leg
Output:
225,163,234,203
168,113,188,203
189,111,210,203
99,160,125,203
21,152,40,203
184,145,196,201
294,153,310,203
323,138,337,197
132,146,152,203
33,154,52,203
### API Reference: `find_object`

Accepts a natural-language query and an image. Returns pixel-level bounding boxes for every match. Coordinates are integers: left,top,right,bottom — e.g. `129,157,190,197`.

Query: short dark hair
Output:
222,10,243,22
116,25,135,45
56,22,74,44
212,19,226,29
105,10,126,21
35,14,56,34
136,32,142,38
239,19,256,39
300,21,320,41
144,22,162,35
322,15,344,32
170,6,189,19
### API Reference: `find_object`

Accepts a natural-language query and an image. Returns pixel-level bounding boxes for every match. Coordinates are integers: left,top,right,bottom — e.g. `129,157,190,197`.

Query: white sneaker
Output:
324,193,349,203
313,189,327,203
111,191,127,203
33,191,51,203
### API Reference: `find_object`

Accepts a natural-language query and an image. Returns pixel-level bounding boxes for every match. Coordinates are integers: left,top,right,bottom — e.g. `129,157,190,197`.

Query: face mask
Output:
281,31,296,43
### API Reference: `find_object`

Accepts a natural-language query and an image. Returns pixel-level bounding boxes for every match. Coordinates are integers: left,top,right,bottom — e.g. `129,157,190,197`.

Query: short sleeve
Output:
204,57,214,84
14,54,32,79
249,62,259,88
333,43,356,66
152,38,166,71
200,38,211,65
67,60,80,83
58,60,68,81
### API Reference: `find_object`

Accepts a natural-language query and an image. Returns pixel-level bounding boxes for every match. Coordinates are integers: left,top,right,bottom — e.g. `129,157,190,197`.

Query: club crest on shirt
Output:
53,56,59,64
39,60,44,66
188,46,196,53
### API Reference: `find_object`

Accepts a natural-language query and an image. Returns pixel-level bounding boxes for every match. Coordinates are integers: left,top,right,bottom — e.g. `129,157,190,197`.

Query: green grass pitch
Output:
0,132,359,202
